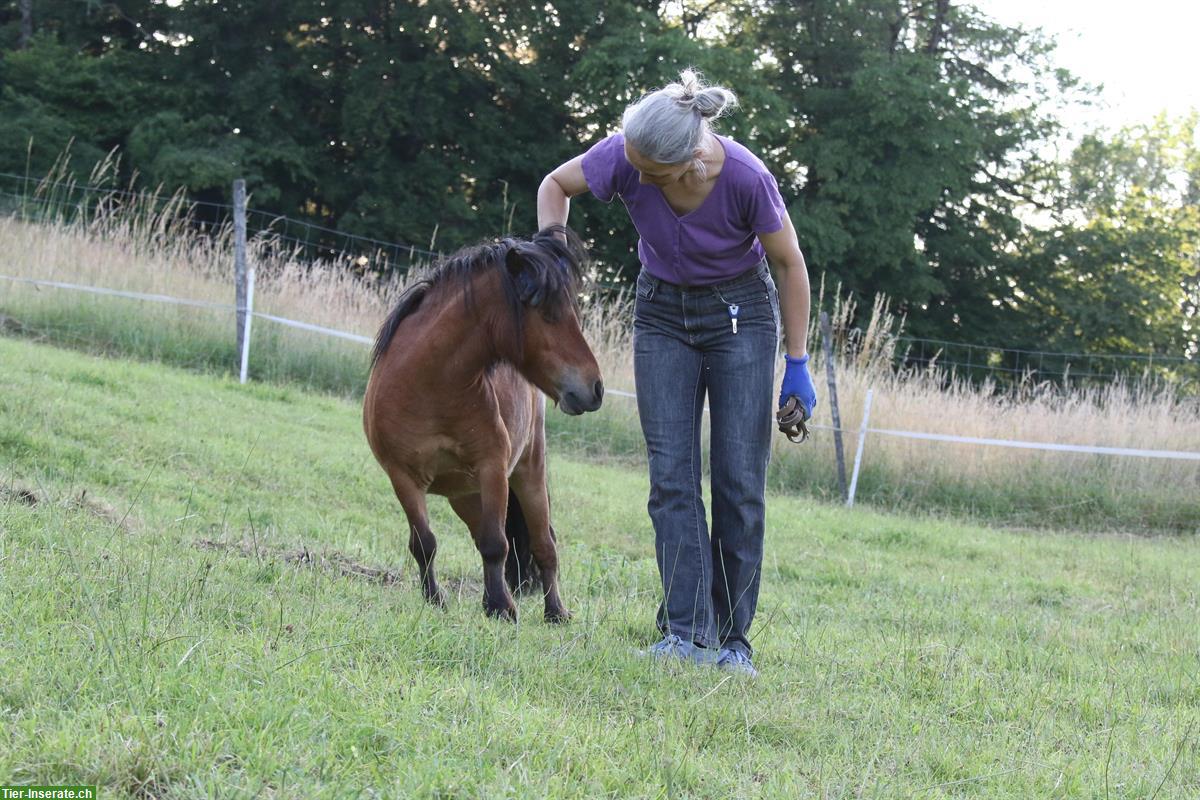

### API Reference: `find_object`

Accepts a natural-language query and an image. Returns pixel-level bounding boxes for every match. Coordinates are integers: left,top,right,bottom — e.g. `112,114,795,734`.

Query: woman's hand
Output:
779,353,817,418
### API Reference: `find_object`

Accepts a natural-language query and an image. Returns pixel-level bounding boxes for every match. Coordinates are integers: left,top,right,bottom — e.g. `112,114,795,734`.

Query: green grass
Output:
1,336,1198,797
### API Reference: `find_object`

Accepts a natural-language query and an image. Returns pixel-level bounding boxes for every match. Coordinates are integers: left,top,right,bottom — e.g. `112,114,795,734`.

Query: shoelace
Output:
651,634,685,654
719,649,757,674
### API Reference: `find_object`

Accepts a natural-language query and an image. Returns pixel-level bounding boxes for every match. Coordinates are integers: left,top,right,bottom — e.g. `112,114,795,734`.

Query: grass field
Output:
2,336,1198,798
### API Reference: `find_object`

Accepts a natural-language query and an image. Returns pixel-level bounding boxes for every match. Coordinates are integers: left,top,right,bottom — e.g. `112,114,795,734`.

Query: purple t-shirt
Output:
581,132,787,286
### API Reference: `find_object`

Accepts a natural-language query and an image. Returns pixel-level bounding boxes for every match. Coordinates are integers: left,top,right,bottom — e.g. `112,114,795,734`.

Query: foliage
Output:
1015,116,1200,363
0,0,1194,363
722,0,1079,342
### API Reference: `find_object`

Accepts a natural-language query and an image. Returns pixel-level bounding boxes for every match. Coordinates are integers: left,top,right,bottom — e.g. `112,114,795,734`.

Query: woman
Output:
537,70,816,677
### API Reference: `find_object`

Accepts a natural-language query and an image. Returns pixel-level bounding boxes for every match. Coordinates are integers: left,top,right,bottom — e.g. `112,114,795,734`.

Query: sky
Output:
973,0,1200,136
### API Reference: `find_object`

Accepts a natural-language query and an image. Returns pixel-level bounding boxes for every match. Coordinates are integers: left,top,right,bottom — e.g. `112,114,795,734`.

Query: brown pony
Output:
363,226,604,622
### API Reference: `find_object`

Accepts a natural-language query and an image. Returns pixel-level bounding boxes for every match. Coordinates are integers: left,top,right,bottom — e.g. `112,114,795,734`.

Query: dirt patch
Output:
71,488,130,529
0,485,39,505
194,537,407,587
1,484,132,530
193,539,491,598
0,313,25,334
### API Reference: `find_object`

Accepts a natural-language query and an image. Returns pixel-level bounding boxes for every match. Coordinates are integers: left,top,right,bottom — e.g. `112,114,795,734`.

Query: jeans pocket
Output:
768,286,781,335
756,272,781,332
636,271,656,301
716,281,770,309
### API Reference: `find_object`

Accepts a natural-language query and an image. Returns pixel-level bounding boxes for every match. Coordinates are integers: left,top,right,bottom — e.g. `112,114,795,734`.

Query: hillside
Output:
1,337,1197,798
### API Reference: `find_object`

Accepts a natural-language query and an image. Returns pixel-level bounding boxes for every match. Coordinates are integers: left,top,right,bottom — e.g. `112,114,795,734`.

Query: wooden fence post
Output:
820,312,848,501
233,179,248,373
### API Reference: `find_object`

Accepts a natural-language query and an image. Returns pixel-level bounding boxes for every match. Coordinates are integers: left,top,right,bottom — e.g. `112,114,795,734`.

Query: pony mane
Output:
370,225,588,367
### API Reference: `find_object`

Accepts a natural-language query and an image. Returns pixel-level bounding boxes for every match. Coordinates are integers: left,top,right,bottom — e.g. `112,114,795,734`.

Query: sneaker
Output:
639,634,718,667
717,647,758,677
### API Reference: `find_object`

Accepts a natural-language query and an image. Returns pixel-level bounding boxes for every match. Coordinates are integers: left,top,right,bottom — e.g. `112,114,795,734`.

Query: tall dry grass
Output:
1,166,1197,531
0,155,414,336
777,288,1200,530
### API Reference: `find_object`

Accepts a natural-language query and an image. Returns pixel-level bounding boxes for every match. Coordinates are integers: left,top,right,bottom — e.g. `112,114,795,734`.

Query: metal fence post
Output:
240,267,255,384
233,178,248,367
846,388,875,507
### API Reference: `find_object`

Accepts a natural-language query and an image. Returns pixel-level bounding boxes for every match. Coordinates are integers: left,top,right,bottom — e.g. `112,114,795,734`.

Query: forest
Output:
1,0,1197,364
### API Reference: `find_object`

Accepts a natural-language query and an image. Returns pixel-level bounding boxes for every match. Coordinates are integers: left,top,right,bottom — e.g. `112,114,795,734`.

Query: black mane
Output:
370,225,588,367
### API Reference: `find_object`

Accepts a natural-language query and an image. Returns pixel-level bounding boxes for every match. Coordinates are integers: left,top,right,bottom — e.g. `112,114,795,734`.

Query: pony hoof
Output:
544,606,572,624
485,603,518,623
423,588,448,609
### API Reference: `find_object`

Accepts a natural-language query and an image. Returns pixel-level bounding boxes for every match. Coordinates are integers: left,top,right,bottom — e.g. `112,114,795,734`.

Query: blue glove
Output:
779,353,817,418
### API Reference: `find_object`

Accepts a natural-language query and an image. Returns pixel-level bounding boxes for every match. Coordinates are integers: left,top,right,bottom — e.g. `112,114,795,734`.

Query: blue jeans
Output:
633,261,780,657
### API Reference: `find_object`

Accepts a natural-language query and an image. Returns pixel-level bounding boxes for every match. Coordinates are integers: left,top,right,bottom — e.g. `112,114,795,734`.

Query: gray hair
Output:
622,69,738,178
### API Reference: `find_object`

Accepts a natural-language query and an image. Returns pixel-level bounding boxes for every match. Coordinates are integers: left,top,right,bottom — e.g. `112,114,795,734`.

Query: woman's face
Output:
624,142,691,187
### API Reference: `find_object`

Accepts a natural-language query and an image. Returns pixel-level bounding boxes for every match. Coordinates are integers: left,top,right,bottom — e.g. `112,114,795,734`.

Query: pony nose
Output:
560,377,603,415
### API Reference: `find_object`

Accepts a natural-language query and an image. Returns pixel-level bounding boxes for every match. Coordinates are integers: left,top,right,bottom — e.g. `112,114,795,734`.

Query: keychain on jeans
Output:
728,304,739,334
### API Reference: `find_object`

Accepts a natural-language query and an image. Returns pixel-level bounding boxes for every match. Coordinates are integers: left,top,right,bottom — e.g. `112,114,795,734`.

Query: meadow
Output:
1,177,1197,534
2,336,1198,798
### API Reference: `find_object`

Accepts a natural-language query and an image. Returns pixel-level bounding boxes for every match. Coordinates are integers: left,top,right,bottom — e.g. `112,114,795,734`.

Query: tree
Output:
724,0,1077,342
15,0,1178,373
1015,115,1200,365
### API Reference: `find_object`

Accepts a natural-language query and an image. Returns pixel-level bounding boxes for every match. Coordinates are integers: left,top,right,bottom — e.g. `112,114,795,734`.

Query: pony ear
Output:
505,246,544,306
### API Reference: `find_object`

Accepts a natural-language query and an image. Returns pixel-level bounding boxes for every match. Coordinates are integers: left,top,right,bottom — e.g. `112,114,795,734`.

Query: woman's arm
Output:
758,213,811,359
537,155,589,230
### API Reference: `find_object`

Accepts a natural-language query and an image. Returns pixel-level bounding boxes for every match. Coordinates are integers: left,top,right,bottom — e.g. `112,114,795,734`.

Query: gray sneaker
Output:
717,647,758,677
639,634,718,667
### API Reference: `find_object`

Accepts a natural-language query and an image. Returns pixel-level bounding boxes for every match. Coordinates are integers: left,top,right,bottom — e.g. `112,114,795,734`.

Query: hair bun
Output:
673,69,737,120
692,87,733,119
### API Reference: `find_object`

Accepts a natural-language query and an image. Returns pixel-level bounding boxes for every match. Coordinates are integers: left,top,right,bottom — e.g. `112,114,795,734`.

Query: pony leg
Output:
389,475,446,607
449,486,518,622
502,488,539,597
510,470,570,623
